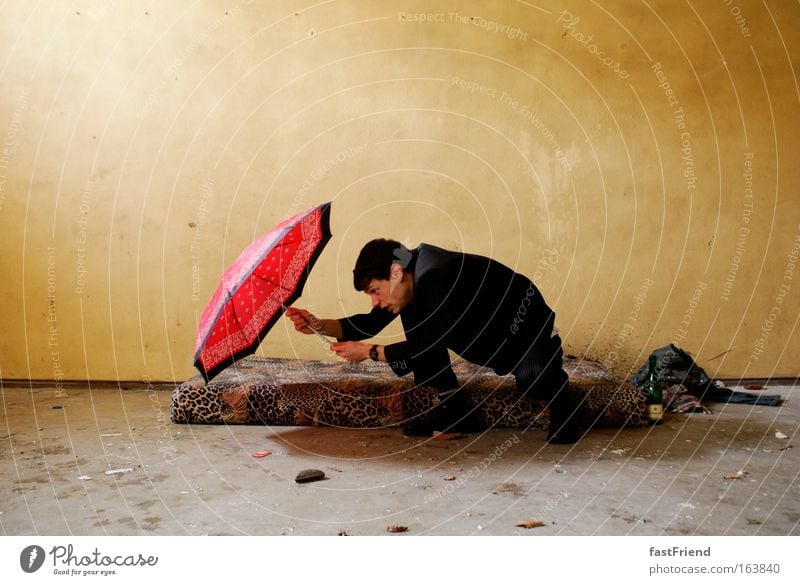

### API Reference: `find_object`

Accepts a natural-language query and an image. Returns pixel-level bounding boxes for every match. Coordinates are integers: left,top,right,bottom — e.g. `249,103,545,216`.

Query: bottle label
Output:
647,403,663,421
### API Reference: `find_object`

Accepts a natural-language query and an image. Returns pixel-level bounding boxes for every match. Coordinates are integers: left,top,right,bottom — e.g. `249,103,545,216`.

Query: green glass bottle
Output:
644,355,664,424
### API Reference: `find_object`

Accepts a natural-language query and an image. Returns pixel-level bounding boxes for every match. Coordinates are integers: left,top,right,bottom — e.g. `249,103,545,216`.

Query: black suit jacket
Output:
338,244,558,388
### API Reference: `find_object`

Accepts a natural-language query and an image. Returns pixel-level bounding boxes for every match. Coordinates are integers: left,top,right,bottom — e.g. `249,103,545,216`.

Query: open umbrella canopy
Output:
194,202,332,381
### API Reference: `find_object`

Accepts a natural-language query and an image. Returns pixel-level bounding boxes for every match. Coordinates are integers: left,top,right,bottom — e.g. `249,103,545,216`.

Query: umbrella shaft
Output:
308,324,332,347
282,303,331,348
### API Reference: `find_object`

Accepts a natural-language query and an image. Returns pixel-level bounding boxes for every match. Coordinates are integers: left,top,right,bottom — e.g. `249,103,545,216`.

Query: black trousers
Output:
511,333,570,404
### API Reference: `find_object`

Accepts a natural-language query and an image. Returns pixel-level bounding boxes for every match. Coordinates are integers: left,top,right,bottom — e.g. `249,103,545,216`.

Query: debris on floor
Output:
764,444,792,453
295,469,326,483
515,520,546,529
251,450,272,458
723,470,749,480
387,524,408,533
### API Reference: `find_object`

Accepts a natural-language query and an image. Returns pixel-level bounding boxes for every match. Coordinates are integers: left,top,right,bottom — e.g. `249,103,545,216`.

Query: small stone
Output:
295,469,326,483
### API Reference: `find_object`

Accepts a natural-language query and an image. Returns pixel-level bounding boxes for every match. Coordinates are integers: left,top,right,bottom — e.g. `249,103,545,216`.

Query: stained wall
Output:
0,1,797,382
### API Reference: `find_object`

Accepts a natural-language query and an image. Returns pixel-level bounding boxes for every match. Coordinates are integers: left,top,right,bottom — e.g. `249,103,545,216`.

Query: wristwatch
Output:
369,344,379,361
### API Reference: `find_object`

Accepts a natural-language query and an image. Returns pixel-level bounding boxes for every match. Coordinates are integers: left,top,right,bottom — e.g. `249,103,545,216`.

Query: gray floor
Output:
1,382,797,536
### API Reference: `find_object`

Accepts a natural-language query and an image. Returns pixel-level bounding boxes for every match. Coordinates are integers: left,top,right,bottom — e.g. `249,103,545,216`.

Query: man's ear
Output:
389,263,404,281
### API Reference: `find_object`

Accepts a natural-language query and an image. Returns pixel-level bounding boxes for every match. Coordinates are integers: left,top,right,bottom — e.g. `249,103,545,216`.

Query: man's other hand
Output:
330,341,369,363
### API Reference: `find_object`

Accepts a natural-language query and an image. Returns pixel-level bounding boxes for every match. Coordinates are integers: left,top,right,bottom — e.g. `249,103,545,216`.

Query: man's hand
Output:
285,307,344,339
330,341,370,363
285,307,320,334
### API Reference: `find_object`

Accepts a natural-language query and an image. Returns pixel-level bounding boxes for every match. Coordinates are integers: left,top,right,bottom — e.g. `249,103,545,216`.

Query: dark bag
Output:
631,344,781,406
631,344,710,390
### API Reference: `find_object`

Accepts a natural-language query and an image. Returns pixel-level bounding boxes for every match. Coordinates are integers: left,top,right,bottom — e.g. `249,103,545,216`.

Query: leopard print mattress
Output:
170,357,647,429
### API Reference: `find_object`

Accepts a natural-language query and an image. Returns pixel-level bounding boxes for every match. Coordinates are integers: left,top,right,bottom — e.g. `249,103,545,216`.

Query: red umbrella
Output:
194,201,332,381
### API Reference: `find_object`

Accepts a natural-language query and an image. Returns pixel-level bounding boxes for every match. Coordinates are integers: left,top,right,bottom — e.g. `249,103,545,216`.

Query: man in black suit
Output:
286,239,580,444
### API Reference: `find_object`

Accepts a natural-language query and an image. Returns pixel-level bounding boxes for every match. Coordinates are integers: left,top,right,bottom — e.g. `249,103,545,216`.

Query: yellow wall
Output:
1,1,798,383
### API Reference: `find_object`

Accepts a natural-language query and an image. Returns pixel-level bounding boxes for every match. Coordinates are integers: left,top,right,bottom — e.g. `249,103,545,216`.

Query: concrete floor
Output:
1,382,798,536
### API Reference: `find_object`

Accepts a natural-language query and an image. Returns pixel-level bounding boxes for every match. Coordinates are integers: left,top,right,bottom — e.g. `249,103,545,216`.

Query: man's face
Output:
364,266,413,313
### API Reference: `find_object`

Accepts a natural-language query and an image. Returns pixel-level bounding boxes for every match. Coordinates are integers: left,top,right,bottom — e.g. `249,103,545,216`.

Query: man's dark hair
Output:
352,238,412,291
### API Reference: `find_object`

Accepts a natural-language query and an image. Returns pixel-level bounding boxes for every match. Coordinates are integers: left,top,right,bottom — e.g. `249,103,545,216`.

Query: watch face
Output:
369,346,378,360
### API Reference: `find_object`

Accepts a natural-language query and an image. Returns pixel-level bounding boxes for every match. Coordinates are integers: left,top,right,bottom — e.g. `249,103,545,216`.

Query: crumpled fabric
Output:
664,384,711,413
699,382,782,406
